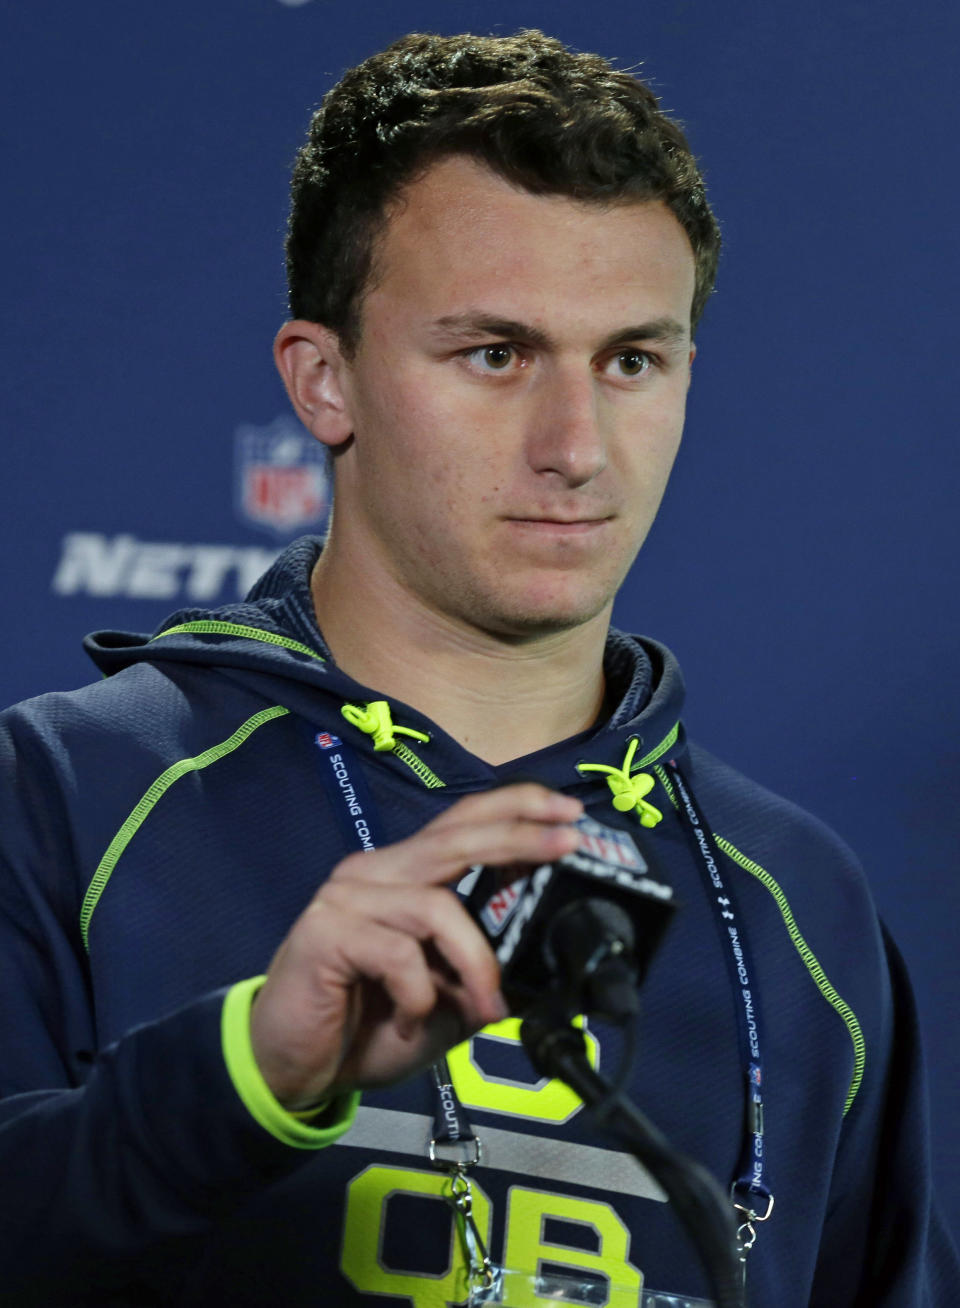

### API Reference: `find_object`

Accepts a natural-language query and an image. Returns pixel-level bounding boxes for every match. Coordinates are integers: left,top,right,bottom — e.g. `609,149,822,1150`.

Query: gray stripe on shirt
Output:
334,1105,667,1202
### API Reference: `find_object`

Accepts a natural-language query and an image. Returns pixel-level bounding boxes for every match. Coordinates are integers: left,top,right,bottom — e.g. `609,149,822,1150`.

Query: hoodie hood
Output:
83,536,688,799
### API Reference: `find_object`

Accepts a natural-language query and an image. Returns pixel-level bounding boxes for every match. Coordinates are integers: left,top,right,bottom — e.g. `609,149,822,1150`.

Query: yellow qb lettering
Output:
446,1016,599,1123
341,1164,492,1307
503,1188,643,1307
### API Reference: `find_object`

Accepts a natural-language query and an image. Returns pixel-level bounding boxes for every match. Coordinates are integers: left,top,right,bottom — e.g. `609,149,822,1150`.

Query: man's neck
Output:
310,550,610,767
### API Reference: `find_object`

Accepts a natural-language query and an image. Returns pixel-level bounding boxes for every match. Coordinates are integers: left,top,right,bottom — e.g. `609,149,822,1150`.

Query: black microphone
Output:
461,813,676,1020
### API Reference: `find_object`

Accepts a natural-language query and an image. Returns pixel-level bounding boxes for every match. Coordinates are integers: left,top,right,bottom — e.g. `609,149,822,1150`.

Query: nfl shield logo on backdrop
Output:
234,415,332,539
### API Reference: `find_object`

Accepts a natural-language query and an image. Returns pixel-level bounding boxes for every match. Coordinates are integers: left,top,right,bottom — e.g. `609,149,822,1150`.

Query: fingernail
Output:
396,1016,417,1041
491,991,510,1022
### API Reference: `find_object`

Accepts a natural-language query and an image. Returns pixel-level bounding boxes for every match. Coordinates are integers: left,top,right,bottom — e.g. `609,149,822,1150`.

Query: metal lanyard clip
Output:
428,1133,482,1170
733,1193,775,1287
447,1164,496,1290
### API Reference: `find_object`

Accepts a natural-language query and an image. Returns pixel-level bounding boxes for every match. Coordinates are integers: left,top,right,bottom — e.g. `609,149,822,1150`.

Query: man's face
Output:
329,155,697,639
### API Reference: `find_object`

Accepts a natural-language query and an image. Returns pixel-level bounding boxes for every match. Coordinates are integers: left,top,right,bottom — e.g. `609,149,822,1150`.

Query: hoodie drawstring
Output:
577,737,664,829
343,702,662,829
341,701,431,753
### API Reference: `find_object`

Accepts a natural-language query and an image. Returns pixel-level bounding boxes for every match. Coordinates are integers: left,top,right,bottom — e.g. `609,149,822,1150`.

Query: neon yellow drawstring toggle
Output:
341,701,431,753
577,737,664,829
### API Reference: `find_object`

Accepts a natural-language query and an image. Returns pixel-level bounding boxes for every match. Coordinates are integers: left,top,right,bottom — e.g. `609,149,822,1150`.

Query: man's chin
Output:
467,593,614,643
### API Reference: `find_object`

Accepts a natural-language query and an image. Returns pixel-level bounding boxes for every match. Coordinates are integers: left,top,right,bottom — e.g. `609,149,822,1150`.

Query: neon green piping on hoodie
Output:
152,622,325,663
388,740,446,789
653,763,865,1116
80,706,291,950
633,722,680,770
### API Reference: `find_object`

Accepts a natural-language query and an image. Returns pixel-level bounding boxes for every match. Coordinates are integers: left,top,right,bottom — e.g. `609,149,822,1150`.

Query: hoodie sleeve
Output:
0,711,355,1306
808,925,960,1306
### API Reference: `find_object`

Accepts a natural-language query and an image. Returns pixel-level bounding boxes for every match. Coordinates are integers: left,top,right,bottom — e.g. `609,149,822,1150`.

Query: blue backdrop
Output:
3,0,958,1244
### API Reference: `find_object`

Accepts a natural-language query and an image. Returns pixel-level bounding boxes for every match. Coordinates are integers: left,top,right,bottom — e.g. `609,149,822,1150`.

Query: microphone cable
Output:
521,1001,747,1308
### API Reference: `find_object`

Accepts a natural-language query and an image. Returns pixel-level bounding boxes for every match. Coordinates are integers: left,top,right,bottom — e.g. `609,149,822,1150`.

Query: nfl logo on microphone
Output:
235,415,332,539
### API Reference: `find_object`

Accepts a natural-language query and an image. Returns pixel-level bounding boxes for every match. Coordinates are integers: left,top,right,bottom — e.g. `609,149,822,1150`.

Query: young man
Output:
0,29,956,1307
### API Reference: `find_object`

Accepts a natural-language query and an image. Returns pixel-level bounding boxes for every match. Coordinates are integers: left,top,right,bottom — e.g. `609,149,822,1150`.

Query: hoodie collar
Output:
83,536,686,795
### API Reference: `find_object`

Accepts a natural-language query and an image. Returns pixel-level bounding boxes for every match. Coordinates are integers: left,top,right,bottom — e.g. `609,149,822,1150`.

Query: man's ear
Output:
273,320,354,448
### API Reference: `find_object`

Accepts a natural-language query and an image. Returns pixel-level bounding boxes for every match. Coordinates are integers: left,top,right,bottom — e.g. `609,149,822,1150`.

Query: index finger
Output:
328,785,583,889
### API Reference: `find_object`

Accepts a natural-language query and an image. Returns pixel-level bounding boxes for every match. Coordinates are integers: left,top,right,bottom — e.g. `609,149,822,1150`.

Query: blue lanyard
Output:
308,727,380,853
307,725,479,1157
665,760,773,1221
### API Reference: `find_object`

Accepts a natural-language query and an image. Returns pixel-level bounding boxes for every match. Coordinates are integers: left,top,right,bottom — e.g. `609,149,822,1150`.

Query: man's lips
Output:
504,515,613,536
500,516,616,564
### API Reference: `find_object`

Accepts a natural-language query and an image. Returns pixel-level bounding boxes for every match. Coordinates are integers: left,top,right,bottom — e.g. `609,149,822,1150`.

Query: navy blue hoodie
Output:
0,537,956,1306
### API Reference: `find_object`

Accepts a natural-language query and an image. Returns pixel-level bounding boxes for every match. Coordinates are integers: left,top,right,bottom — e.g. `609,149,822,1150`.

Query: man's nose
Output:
524,366,607,487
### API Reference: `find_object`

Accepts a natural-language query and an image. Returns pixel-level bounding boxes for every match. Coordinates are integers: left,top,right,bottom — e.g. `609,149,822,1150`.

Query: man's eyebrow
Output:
428,312,689,351
429,314,553,348
600,317,690,350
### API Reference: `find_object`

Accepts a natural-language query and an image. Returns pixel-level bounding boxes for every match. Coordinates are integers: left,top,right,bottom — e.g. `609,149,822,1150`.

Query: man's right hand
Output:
247,784,584,1110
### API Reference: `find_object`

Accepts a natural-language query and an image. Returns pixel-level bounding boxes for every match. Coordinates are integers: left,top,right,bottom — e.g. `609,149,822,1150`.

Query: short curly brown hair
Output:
287,30,720,354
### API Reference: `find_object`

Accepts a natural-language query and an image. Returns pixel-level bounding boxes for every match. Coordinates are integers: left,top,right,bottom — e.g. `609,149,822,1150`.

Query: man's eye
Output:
614,349,652,377
469,344,516,371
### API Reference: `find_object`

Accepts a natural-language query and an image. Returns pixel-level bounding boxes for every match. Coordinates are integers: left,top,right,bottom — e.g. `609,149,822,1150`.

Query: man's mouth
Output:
505,516,613,535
